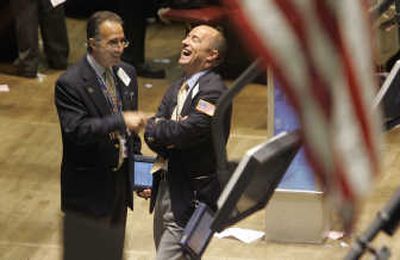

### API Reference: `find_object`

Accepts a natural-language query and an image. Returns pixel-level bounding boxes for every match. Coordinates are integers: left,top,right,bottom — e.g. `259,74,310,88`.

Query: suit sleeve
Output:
128,69,143,154
144,85,175,156
55,79,126,145
146,85,224,150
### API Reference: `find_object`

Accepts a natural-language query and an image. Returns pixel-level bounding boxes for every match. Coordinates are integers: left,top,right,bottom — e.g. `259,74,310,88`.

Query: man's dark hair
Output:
86,11,123,52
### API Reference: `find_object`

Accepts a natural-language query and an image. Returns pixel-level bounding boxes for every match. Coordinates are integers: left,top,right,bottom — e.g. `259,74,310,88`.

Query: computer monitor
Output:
374,60,400,130
180,202,215,258
211,130,301,231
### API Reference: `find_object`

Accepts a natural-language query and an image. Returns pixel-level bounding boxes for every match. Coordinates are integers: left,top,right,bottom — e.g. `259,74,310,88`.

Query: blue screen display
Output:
132,161,153,189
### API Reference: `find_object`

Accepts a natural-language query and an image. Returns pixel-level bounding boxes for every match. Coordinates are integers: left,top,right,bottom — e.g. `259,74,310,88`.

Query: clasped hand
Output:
123,111,149,133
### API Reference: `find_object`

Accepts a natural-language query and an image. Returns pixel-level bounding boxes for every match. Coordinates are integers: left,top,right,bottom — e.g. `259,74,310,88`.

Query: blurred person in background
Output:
11,0,69,78
118,0,166,79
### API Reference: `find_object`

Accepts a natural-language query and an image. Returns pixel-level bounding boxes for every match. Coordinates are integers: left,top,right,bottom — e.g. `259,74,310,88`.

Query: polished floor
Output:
0,18,399,260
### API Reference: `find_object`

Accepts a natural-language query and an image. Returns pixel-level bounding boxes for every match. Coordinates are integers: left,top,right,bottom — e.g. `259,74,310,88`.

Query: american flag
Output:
223,0,383,230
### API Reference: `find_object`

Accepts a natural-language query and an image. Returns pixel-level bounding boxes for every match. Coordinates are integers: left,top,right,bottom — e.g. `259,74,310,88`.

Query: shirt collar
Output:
86,54,108,81
185,70,208,91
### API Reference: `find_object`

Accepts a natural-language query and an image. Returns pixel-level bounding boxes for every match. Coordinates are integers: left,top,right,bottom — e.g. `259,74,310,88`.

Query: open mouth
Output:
181,48,192,57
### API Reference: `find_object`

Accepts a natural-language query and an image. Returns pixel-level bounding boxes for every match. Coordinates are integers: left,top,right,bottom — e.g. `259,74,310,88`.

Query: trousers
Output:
154,178,188,260
11,0,69,74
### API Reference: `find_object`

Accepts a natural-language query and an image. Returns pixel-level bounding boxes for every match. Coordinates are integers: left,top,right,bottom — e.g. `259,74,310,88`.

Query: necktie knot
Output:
181,81,189,92
104,68,112,81
178,81,189,102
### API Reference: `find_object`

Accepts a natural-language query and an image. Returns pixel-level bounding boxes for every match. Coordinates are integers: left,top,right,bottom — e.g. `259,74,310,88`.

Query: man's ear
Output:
88,38,97,50
206,49,219,63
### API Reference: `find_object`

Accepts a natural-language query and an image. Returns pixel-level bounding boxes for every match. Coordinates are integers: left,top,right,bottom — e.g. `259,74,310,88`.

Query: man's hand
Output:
136,188,152,200
123,111,147,133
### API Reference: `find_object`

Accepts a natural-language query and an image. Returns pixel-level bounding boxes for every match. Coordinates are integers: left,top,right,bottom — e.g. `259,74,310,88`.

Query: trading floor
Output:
0,18,399,260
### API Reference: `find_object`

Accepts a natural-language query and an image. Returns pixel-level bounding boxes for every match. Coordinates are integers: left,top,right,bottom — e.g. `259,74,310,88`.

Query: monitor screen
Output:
179,202,214,258
211,130,301,231
132,155,155,190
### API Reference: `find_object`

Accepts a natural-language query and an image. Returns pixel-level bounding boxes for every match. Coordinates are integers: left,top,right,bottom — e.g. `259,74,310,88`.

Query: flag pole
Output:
345,187,400,260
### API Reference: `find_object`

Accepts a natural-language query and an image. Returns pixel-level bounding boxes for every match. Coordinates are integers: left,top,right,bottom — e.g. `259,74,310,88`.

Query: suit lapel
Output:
113,66,131,110
81,58,111,116
181,86,195,116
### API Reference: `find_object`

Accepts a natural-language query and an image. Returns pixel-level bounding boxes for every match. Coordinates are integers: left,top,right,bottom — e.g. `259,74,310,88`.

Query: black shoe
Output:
135,63,166,79
18,70,37,78
13,58,37,78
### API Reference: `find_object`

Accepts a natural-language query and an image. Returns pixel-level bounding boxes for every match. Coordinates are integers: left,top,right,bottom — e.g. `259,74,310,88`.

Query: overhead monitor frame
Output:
179,130,302,259
211,130,302,231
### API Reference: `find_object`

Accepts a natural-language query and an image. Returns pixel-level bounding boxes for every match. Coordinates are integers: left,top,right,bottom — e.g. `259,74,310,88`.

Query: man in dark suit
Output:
143,25,231,260
54,11,146,260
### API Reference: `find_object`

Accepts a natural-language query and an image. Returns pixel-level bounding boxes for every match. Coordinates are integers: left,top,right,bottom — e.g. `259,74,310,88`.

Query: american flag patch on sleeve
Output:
196,99,216,116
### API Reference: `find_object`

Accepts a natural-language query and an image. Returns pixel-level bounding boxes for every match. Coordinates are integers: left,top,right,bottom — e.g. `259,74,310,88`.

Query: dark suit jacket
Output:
145,70,231,225
55,56,141,217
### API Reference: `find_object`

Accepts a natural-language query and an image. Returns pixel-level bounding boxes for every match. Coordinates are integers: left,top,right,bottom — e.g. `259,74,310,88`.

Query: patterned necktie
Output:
104,68,126,171
172,81,189,121
104,68,119,113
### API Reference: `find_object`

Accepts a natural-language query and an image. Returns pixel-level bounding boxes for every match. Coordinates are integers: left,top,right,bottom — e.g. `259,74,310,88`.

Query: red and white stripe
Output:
223,0,382,229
